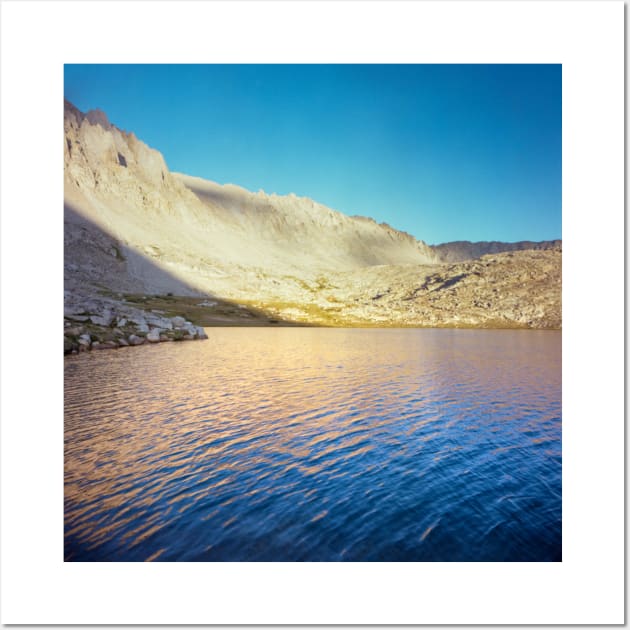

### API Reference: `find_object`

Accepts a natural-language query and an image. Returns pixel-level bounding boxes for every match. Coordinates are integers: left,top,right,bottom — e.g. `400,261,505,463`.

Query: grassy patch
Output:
121,293,302,326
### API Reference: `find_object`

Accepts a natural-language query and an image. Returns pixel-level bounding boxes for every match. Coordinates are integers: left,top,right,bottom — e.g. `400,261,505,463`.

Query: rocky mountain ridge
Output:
64,100,561,343
432,239,561,263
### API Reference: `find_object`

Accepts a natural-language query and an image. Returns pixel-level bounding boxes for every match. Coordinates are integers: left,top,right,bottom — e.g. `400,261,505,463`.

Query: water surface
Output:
65,328,561,561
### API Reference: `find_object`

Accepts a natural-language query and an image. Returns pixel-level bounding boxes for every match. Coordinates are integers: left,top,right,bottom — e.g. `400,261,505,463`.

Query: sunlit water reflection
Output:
65,328,561,561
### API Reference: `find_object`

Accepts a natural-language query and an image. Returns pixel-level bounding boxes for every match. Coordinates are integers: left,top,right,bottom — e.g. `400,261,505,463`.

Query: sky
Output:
64,64,561,244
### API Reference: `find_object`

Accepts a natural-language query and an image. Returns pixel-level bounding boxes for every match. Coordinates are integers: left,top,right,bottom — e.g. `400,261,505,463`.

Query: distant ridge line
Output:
431,239,561,263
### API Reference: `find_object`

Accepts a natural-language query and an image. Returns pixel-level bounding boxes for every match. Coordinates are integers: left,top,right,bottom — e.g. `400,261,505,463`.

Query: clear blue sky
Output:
64,64,561,244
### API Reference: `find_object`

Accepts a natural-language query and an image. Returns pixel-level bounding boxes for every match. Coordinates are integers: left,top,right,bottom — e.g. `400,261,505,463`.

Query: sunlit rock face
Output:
64,100,561,329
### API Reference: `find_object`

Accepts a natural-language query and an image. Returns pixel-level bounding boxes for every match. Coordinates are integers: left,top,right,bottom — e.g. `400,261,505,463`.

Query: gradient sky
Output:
64,64,561,244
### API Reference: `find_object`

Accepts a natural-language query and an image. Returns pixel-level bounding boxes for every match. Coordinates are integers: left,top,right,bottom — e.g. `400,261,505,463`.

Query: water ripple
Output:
65,328,561,561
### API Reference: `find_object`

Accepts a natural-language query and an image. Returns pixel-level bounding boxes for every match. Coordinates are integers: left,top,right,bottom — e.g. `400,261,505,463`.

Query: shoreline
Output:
64,290,561,355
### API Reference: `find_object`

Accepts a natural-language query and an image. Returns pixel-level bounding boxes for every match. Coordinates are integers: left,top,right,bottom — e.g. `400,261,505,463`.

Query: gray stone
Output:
117,317,128,327
196,326,208,339
64,306,85,316
171,316,187,327
136,322,150,333
90,310,114,327
147,316,172,330
117,338,129,347
129,315,147,327
146,328,161,343
128,334,145,346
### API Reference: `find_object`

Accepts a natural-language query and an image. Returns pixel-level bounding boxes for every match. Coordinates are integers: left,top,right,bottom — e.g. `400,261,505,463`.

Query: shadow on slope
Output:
64,202,303,327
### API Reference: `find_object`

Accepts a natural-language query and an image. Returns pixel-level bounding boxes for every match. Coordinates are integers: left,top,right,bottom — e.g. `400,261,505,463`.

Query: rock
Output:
171,316,186,327
136,322,150,333
90,310,114,326
196,326,208,339
146,328,161,343
117,317,128,327
147,316,173,330
65,326,83,336
65,306,86,316
79,333,91,343
66,315,90,322
117,338,129,347
128,334,145,346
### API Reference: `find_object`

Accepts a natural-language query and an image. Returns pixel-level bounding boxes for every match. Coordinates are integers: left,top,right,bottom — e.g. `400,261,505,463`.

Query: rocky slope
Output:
432,239,562,263
257,249,561,328
64,100,562,343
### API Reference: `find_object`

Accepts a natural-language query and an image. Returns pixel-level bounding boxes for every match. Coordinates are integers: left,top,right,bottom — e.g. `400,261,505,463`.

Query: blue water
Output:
64,328,561,561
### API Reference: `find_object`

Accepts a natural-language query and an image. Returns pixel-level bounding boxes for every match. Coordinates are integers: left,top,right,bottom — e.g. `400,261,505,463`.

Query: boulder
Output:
117,338,130,347
117,317,128,327
196,326,208,339
171,316,187,327
147,316,173,330
128,334,145,346
146,328,161,343
90,310,114,327
79,333,91,344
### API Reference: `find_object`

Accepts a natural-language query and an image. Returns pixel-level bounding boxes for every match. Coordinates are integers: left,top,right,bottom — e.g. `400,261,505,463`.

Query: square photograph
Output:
63,64,561,562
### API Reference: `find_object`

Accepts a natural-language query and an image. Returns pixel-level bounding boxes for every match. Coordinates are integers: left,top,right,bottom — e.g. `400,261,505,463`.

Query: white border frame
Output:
1,0,624,624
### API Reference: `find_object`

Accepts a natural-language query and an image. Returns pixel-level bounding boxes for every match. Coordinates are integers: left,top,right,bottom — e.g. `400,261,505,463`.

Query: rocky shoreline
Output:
64,293,208,355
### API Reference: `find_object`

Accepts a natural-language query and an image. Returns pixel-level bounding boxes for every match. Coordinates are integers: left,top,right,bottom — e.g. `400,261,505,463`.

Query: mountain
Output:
64,100,439,294
432,239,562,263
64,100,561,332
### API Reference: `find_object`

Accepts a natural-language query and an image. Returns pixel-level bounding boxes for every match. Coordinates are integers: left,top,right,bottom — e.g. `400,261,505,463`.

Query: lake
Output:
64,328,561,561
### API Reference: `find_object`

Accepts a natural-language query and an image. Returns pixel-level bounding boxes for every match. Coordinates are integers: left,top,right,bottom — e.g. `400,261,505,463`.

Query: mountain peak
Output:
85,108,111,129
